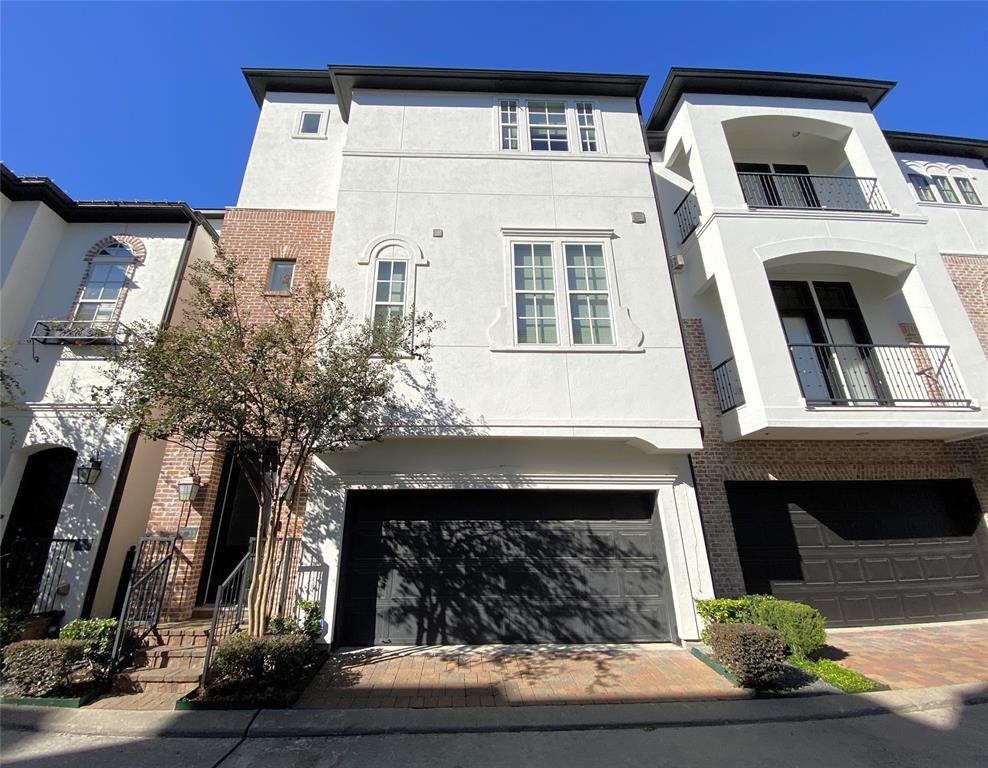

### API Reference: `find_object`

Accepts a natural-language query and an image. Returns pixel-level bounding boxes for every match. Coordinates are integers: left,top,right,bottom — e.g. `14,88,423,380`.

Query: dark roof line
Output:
646,67,896,149
883,130,988,163
1,164,218,239
243,64,649,121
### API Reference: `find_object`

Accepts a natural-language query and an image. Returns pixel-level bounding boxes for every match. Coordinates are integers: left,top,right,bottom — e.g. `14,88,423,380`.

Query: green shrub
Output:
267,601,324,641
203,634,314,704
790,657,885,694
60,618,138,681
0,607,26,648
1,639,86,697
695,595,776,642
707,622,787,690
748,599,826,659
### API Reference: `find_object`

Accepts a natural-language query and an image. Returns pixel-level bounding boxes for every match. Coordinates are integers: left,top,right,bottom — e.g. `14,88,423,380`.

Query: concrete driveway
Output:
824,619,988,689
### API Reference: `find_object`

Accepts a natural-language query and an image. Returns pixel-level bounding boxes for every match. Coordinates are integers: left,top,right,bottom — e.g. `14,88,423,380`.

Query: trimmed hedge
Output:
695,595,775,642
749,598,826,659
1,639,86,697
202,634,315,705
60,618,138,681
707,622,787,690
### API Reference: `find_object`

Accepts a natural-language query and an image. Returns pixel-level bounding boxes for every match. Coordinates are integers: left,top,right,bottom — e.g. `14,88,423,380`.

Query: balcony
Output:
788,343,969,407
738,172,889,213
674,187,700,243
30,319,128,346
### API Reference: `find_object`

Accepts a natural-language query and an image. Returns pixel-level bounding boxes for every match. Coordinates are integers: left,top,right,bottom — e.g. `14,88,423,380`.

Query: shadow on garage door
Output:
334,489,676,646
727,479,988,627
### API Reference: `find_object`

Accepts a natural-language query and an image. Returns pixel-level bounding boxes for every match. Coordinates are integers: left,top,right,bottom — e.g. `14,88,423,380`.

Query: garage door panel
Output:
727,480,988,627
337,490,672,645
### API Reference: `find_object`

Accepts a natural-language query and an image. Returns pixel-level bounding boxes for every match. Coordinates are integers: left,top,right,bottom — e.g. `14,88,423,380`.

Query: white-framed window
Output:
954,177,982,205
908,173,936,202
931,175,960,204
73,261,128,322
513,243,558,344
565,243,612,344
499,99,519,150
575,102,598,153
373,259,408,328
527,100,569,152
266,259,296,293
294,110,327,138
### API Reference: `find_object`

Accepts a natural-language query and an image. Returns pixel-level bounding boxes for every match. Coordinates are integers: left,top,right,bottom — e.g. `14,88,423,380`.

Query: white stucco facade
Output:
651,92,988,442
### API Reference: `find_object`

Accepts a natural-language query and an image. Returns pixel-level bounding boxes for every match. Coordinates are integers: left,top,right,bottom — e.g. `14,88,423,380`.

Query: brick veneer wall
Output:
145,207,334,620
943,254,988,354
682,318,988,597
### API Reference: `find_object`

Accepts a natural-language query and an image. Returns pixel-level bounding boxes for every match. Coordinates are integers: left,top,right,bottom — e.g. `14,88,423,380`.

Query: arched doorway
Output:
1,447,77,612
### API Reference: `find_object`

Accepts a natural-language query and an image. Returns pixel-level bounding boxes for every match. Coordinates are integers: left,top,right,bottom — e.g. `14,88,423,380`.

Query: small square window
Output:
297,112,323,136
267,260,296,292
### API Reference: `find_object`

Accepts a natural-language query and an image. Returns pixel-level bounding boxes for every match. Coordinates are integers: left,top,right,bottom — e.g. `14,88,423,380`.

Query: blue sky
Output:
2,2,985,208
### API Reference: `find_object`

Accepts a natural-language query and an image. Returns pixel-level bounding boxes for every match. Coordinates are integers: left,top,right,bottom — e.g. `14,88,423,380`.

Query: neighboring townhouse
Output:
648,69,988,628
143,65,716,644
0,165,217,623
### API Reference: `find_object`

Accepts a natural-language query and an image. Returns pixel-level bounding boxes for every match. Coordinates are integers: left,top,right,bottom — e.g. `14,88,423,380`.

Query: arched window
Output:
71,236,145,325
359,236,429,329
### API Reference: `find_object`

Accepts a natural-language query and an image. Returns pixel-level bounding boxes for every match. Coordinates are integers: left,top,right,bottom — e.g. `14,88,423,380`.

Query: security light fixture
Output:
278,478,296,502
76,456,102,485
177,475,201,502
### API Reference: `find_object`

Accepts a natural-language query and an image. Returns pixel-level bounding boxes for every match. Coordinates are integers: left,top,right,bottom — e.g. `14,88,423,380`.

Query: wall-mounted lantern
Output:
76,456,102,485
277,478,296,503
177,475,201,502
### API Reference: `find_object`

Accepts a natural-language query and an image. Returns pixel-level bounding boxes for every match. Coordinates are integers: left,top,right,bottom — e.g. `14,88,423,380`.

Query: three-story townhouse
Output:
0,166,217,624
648,68,988,628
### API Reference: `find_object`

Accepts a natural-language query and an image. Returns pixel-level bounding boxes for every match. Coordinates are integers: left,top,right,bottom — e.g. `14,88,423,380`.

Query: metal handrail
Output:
111,535,178,663
712,357,745,413
673,187,700,243
787,342,970,407
201,547,255,686
737,172,890,213
30,319,128,345
1,537,91,615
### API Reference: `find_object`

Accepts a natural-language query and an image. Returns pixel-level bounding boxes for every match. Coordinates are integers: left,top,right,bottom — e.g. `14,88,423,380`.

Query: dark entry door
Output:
727,480,988,627
335,489,673,645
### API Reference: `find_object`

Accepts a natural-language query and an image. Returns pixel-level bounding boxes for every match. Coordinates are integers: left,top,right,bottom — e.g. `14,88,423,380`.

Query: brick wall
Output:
682,318,988,597
943,254,988,354
145,207,334,620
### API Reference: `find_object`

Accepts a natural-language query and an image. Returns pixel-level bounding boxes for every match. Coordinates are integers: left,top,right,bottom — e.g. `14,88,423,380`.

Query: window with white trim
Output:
527,101,569,151
373,259,408,328
575,102,598,152
499,99,519,150
908,173,936,202
74,262,128,322
954,177,982,205
931,175,960,204
565,243,612,344
294,110,326,138
266,260,296,292
513,243,557,343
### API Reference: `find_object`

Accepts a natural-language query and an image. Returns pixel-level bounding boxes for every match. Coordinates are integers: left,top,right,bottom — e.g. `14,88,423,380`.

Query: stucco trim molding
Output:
753,236,917,275
500,227,616,239
323,471,680,489
357,234,428,266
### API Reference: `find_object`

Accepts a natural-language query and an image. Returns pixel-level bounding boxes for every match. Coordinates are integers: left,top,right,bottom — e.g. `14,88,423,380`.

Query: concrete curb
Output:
2,684,986,739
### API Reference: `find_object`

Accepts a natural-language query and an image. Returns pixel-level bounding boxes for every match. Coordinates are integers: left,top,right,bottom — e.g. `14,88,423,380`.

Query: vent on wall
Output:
631,211,646,224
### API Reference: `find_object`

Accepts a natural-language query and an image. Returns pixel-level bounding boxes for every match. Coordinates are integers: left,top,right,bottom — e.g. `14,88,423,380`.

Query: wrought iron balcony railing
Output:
787,343,970,407
738,172,890,213
30,319,127,346
674,187,700,243
712,357,745,413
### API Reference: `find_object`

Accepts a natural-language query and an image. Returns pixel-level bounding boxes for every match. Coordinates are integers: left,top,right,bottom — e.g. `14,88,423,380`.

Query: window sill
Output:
490,345,645,354
916,201,987,212
262,291,293,297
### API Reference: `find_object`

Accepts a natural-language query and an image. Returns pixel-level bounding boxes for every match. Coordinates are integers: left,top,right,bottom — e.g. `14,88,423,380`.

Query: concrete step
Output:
113,666,201,695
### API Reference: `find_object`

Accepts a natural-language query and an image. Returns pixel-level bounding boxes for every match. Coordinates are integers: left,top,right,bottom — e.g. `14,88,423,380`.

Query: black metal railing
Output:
674,187,701,242
111,535,178,662
712,357,745,413
737,173,889,213
0,537,91,615
30,319,127,346
788,343,970,407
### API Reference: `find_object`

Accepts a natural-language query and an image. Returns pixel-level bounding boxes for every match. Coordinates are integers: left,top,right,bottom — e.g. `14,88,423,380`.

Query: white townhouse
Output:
648,69,988,627
227,66,715,644
0,166,217,623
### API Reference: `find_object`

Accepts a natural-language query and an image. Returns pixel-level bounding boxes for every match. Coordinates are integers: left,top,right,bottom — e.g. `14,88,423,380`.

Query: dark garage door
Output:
335,489,674,645
727,480,988,627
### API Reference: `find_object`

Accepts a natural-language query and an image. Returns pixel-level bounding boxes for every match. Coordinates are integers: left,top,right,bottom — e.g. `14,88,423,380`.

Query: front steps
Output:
112,621,210,696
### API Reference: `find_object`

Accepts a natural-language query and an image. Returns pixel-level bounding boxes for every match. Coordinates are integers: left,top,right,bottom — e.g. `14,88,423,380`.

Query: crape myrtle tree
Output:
93,248,437,636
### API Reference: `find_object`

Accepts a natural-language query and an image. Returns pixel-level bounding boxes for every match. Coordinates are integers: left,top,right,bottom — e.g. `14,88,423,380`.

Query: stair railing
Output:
111,535,179,663
200,545,256,686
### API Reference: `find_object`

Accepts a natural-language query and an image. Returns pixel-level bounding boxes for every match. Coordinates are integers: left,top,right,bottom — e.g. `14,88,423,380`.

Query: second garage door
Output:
335,489,674,645
727,480,988,627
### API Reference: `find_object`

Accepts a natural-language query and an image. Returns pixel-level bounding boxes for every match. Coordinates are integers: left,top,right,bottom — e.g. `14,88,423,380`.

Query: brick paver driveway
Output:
824,619,988,689
295,643,747,709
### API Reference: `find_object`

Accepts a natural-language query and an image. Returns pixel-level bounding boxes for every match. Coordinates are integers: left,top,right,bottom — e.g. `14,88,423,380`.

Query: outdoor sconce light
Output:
76,456,102,485
277,478,296,503
177,475,202,502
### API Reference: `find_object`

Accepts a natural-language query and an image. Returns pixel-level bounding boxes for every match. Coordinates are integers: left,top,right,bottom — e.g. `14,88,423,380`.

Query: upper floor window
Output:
294,110,327,138
266,259,296,293
499,99,519,150
527,101,569,152
576,102,598,153
373,259,408,328
74,262,128,323
513,244,557,343
907,173,936,202
954,177,982,206
565,244,612,344
931,175,960,204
